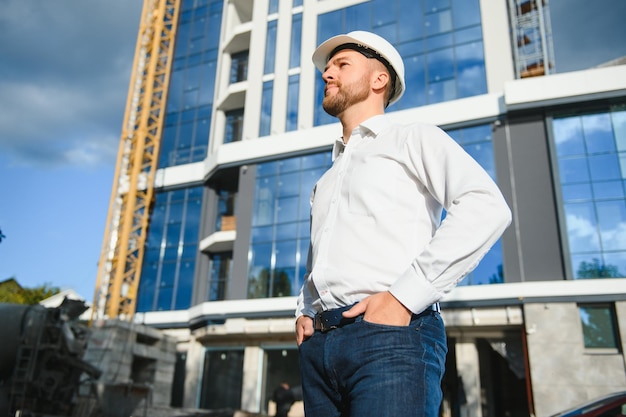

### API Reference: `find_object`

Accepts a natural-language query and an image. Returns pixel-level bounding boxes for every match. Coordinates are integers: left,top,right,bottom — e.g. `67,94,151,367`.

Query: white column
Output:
240,345,263,413
183,338,205,408
455,339,483,417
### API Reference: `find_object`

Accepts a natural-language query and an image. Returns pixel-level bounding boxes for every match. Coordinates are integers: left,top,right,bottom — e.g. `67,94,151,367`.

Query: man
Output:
272,382,295,417
295,31,511,417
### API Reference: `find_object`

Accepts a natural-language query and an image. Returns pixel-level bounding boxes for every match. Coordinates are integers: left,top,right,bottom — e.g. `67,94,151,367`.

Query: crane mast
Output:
93,0,180,320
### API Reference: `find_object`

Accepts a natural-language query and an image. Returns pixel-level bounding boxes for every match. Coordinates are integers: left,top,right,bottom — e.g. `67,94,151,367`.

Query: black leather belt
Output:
313,303,440,333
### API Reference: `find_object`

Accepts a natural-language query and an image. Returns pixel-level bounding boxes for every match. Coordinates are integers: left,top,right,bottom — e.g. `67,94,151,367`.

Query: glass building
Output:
109,0,626,416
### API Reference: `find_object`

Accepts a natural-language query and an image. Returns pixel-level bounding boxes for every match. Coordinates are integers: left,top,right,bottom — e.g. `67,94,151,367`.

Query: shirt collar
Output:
331,114,392,160
359,114,392,137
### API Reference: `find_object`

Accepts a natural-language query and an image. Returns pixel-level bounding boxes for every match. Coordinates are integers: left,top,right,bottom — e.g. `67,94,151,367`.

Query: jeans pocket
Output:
358,315,412,331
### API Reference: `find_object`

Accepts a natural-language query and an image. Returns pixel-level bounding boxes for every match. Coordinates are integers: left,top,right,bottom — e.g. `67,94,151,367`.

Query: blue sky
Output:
0,1,143,298
0,0,624,301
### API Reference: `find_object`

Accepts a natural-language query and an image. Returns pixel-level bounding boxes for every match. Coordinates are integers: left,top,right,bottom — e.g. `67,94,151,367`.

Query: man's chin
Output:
322,102,342,117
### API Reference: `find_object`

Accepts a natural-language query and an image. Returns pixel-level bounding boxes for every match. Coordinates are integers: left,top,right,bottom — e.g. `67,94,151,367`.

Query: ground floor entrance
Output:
442,331,530,417
192,328,530,417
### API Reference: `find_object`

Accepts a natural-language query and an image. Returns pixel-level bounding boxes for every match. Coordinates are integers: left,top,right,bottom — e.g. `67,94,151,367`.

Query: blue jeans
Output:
298,311,447,417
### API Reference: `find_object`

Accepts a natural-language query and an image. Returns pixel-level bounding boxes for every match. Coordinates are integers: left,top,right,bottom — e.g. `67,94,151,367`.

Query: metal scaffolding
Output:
509,0,555,78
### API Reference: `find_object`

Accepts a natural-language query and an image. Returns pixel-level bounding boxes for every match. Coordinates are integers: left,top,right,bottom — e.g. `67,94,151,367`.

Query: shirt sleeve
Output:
389,123,512,314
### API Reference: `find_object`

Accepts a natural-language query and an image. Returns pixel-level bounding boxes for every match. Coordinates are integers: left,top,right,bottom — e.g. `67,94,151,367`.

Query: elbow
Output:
475,187,512,229
497,197,513,231
481,188,512,233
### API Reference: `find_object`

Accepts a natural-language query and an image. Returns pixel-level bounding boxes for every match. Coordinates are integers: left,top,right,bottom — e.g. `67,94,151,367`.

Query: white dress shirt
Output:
296,114,511,318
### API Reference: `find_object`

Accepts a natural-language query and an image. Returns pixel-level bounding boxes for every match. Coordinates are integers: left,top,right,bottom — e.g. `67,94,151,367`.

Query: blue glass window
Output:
268,0,279,14
579,304,619,349
260,81,273,137
286,75,299,132
290,13,303,69
136,186,203,312
550,0,626,73
208,253,231,301
264,20,278,74
552,106,626,279
160,1,222,168
216,190,236,231
225,109,244,143
248,152,333,299
314,0,486,125
230,51,248,83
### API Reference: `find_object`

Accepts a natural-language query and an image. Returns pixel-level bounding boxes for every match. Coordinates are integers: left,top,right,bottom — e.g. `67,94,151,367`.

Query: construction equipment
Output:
92,0,181,321
0,300,101,417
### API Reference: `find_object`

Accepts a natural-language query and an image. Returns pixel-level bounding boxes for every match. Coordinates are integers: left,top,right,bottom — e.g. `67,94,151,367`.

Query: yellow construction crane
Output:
92,0,180,321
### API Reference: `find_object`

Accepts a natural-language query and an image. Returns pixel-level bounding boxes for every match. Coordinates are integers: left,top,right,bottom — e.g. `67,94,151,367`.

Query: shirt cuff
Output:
295,302,317,319
389,264,444,314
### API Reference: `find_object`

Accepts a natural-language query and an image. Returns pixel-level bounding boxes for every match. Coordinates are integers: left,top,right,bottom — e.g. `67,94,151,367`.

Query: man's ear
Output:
372,70,390,94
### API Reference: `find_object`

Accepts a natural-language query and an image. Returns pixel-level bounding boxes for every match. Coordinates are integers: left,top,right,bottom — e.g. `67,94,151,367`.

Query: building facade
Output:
118,0,626,416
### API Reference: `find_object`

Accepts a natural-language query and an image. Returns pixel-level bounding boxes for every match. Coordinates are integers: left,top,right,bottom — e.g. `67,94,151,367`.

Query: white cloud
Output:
0,80,122,167
566,212,626,253
0,82,84,131
553,113,613,147
566,212,596,240
0,0,142,168
600,221,626,251
552,117,580,146
63,134,120,167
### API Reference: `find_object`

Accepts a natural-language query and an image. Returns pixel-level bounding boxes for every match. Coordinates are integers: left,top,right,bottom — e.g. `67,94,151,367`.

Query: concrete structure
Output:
102,0,626,416
83,320,178,416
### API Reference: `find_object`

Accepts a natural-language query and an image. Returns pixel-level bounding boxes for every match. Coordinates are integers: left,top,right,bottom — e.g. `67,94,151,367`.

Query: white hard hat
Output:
312,30,406,106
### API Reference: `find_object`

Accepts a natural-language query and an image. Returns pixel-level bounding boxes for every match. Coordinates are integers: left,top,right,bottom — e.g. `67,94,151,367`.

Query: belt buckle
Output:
314,315,334,333
323,322,338,333
315,314,339,333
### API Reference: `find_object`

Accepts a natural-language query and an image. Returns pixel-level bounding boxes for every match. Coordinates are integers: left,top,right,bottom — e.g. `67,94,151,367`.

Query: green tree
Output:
0,278,60,304
488,264,504,284
247,268,293,298
576,258,621,278
272,269,292,297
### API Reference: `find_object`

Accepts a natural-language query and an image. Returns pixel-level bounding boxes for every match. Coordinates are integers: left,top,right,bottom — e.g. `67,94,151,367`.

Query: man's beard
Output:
322,74,370,117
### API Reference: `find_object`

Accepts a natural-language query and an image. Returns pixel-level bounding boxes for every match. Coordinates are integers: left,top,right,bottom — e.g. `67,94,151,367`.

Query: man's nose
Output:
322,68,335,82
